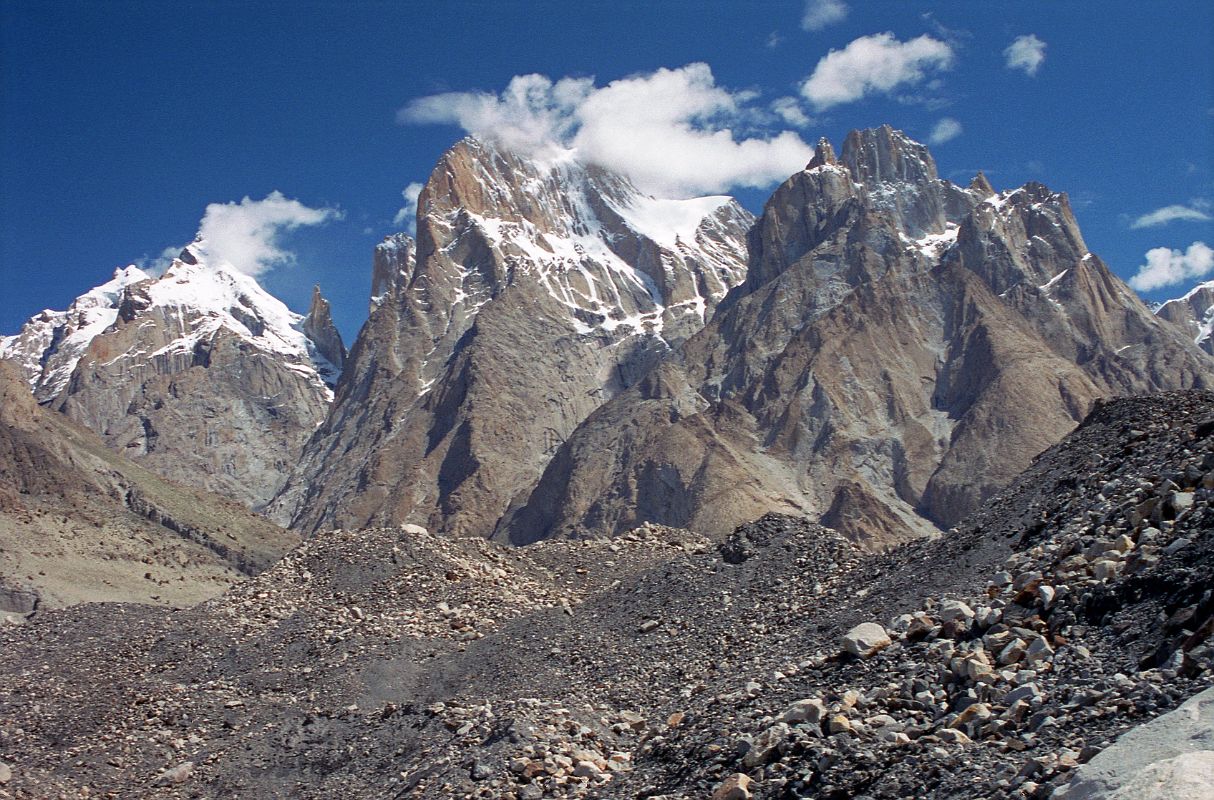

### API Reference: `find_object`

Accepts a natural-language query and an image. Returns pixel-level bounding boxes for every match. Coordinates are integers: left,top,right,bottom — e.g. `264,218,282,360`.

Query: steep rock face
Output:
302,285,347,371
1157,280,1214,355
0,248,344,510
273,138,752,534
0,361,298,612
499,125,1214,547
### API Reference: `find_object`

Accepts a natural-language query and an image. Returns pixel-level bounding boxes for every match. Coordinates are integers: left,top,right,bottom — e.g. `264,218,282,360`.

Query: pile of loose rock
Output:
0,391,1210,799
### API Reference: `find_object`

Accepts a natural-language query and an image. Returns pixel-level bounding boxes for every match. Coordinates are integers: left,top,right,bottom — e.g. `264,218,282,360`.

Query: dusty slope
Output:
0,362,299,614
0,390,1210,798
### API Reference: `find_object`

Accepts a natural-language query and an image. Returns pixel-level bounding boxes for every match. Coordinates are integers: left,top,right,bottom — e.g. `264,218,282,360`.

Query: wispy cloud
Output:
400,64,815,197
928,117,962,144
1128,241,1214,291
1130,202,1212,229
392,183,425,234
801,0,847,32
800,33,954,109
771,96,811,127
1005,34,1046,76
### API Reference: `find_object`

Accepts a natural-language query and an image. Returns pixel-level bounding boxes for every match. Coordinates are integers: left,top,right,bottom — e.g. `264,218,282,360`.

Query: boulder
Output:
1053,687,1214,799
843,622,892,657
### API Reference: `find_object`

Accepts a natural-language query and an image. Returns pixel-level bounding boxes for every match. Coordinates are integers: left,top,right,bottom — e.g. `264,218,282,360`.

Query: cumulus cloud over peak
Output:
801,0,847,32
1129,241,1214,291
1005,34,1046,76
800,32,954,109
1131,203,1212,229
169,192,340,277
399,63,815,197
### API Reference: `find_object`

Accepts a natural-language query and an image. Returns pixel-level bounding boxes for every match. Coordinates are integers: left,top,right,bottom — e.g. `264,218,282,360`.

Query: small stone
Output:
999,638,1028,666
1164,538,1193,556
667,711,685,728
638,619,660,633
1005,683,1041,706
828,714,853,734
399,523,428,536
843,622,892,658
712,772,753,800
939,599,976,625
153,762,194,787
1025,636,1054,665
743,722,790,767
906,614,937,640
1167,491,1195,515
618,710,647,731
952,702,992,727
0,762,10,785
779,698,829,726
573,760,602,778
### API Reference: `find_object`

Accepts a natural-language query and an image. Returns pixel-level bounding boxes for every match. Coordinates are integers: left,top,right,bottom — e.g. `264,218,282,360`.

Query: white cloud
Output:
800,32,954,109
399,64,815,197
765,31,783,49
1004,34,1046,76
801,0,847,32
771,96,811,127
392,182,425,233
187,192,340,276
1128,241,1214,291
929,117,962,144
1130,203,1212,229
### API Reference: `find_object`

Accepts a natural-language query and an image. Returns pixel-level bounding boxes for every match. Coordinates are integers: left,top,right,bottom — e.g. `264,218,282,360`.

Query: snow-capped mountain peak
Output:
1156,279,1214,354
1,243,344,402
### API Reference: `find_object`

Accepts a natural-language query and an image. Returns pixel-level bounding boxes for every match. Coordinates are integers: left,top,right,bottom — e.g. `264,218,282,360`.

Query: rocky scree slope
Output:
500,126,1214,548
271,137,752,535
0,361,299,616
0,389,1211,798
0,245,345,510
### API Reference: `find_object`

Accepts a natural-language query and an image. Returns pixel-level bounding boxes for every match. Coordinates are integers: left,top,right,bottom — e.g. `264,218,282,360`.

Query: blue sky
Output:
2,1,1211,342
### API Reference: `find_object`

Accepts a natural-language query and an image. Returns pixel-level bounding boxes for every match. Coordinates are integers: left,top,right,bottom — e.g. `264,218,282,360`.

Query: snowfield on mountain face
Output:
604,193,734,250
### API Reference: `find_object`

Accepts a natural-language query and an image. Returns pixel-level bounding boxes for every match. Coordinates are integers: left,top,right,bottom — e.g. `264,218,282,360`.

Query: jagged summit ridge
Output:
414,137,750,344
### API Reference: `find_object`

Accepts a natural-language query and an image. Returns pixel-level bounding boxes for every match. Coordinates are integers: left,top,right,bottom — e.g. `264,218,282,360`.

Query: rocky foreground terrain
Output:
0,389,1210,798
